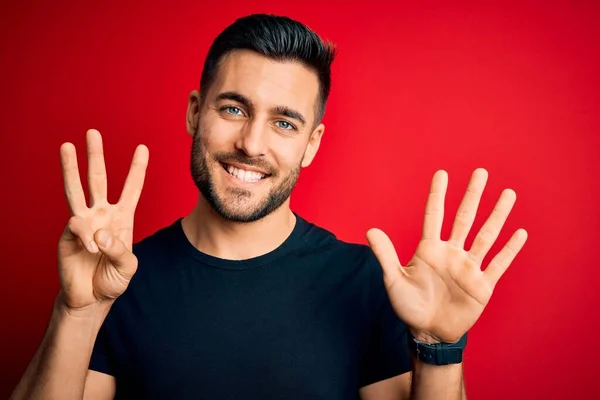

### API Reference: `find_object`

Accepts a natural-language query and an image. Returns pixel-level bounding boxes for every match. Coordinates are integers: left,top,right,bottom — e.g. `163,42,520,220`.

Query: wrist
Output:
46,294,110,351
53,291,113,323
409,327,466,345
410,329,443,344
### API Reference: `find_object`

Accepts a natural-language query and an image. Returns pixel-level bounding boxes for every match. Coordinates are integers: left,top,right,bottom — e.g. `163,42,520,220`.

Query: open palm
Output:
367,168,528,343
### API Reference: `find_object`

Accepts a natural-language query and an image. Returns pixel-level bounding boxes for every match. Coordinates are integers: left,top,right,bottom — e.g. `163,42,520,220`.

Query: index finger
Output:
117,144,149,211
60,142,87,215
421,170,448,240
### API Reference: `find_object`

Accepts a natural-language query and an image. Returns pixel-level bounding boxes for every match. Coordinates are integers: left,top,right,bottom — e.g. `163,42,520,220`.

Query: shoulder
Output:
128,219,186,272
132,220,181,256
296,215,382,275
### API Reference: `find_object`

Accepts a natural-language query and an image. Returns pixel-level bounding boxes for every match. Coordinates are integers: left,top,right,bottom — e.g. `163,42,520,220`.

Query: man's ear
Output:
301,123,325,168
186,90,201,137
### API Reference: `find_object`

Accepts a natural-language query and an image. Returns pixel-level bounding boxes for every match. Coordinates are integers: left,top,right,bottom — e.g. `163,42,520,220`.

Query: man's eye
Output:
223,106,243,116
276,120,295,130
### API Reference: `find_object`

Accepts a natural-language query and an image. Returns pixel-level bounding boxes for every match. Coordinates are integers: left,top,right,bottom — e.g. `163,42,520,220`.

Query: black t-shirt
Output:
89,214,411,399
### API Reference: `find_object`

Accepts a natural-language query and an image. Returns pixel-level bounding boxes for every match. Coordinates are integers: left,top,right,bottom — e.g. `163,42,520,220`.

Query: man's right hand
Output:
57,129,149,313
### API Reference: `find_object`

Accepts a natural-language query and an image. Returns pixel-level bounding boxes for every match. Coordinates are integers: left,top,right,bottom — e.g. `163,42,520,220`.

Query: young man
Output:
11,14,527,400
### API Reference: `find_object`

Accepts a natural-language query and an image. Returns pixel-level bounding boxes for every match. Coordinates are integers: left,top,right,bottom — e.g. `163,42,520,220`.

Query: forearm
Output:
410,357,465,400
10,295,109,400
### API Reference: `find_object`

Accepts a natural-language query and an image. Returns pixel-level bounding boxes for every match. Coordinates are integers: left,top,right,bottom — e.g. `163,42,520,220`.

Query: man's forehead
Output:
212,50,319,112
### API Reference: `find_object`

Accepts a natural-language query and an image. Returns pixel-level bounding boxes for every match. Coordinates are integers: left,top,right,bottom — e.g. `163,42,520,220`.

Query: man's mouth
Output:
220,162,270,183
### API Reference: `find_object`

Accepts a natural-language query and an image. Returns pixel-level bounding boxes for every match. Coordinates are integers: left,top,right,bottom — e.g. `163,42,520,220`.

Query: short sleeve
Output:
358,250,412,387
89,317,117,376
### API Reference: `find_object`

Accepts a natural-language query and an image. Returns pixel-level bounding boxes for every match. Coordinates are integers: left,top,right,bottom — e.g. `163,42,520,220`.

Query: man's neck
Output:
181,197,296,261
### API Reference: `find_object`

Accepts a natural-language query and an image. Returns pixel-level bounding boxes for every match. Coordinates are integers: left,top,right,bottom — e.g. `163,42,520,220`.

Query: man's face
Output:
187,49,324,223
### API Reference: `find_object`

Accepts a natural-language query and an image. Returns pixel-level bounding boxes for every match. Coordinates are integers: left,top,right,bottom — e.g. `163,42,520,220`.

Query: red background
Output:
1,1,599,398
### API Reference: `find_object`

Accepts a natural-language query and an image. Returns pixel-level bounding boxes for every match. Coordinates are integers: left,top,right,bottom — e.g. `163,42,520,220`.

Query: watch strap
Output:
407,331,468,365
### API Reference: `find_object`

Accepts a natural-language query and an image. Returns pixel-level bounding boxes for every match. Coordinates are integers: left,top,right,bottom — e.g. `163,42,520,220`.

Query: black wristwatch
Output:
407,330,468,365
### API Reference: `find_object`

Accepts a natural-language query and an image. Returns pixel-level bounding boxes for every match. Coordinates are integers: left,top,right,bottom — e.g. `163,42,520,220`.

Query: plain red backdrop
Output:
1,0,599,398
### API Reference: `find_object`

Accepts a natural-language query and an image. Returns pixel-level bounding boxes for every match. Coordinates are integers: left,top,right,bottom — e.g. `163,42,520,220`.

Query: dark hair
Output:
199,14,337,124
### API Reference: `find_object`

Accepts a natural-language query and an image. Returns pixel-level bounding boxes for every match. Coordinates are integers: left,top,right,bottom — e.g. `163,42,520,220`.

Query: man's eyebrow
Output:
270,105,306,127
215,91,254,109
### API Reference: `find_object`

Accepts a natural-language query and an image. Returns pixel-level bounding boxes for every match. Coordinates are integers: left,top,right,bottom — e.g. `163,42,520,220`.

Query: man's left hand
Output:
367,168,528,343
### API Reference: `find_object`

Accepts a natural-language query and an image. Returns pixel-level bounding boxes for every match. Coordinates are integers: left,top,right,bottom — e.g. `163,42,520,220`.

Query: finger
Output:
421,170,448,240
62,215,99,253
468,188,517,264
366,228,402,282
94,229,138,276
86,129,108,207
118,144,149,210
484,228,528,289
448,168,488,248
60,142,87,215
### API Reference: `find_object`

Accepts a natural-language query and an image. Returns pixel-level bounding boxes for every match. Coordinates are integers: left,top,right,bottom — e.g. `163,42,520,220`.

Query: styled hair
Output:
199,14,337,124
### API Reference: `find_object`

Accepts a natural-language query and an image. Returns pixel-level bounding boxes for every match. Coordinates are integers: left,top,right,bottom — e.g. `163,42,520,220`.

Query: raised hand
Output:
367,168,528,343
57,129,149,312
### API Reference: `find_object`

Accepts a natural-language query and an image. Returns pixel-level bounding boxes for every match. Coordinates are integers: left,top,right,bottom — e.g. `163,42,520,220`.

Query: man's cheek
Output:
206,126,240,150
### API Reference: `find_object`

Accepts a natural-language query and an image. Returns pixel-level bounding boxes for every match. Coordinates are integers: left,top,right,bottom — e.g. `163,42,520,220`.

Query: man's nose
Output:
235,119,269,157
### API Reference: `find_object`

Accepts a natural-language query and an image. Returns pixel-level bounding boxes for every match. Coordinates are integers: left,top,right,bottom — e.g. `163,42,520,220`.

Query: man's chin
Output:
207,193,267,222
214,205,268,223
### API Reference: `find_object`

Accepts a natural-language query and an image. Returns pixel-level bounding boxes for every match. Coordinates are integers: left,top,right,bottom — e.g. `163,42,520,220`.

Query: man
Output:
11,14,527,400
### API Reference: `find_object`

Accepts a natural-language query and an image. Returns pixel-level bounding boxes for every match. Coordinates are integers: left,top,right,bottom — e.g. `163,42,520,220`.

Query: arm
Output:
360,361,467,400
365,169,526,399
10,295,115,400
11,130,148,399
410,359,465,400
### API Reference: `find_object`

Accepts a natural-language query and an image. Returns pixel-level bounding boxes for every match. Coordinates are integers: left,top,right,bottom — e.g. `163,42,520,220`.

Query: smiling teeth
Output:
226,165,265,182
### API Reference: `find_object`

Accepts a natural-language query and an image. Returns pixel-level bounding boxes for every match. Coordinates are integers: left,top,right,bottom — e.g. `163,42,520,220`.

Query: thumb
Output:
366,228,402,281
94,229,137,274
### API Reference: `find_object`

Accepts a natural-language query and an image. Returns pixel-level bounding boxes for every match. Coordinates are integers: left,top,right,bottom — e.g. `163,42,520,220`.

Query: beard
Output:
190,129,301,223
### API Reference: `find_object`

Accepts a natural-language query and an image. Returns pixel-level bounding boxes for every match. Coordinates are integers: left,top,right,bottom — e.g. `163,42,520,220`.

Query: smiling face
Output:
187,49,325,223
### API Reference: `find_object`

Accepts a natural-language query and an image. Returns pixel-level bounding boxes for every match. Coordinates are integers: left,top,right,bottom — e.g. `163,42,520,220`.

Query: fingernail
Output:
89,240,99,253
98,231,112,247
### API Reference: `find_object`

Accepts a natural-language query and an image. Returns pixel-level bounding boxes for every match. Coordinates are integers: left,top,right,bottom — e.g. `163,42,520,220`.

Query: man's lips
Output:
220,161,272,176
220,161,274,184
